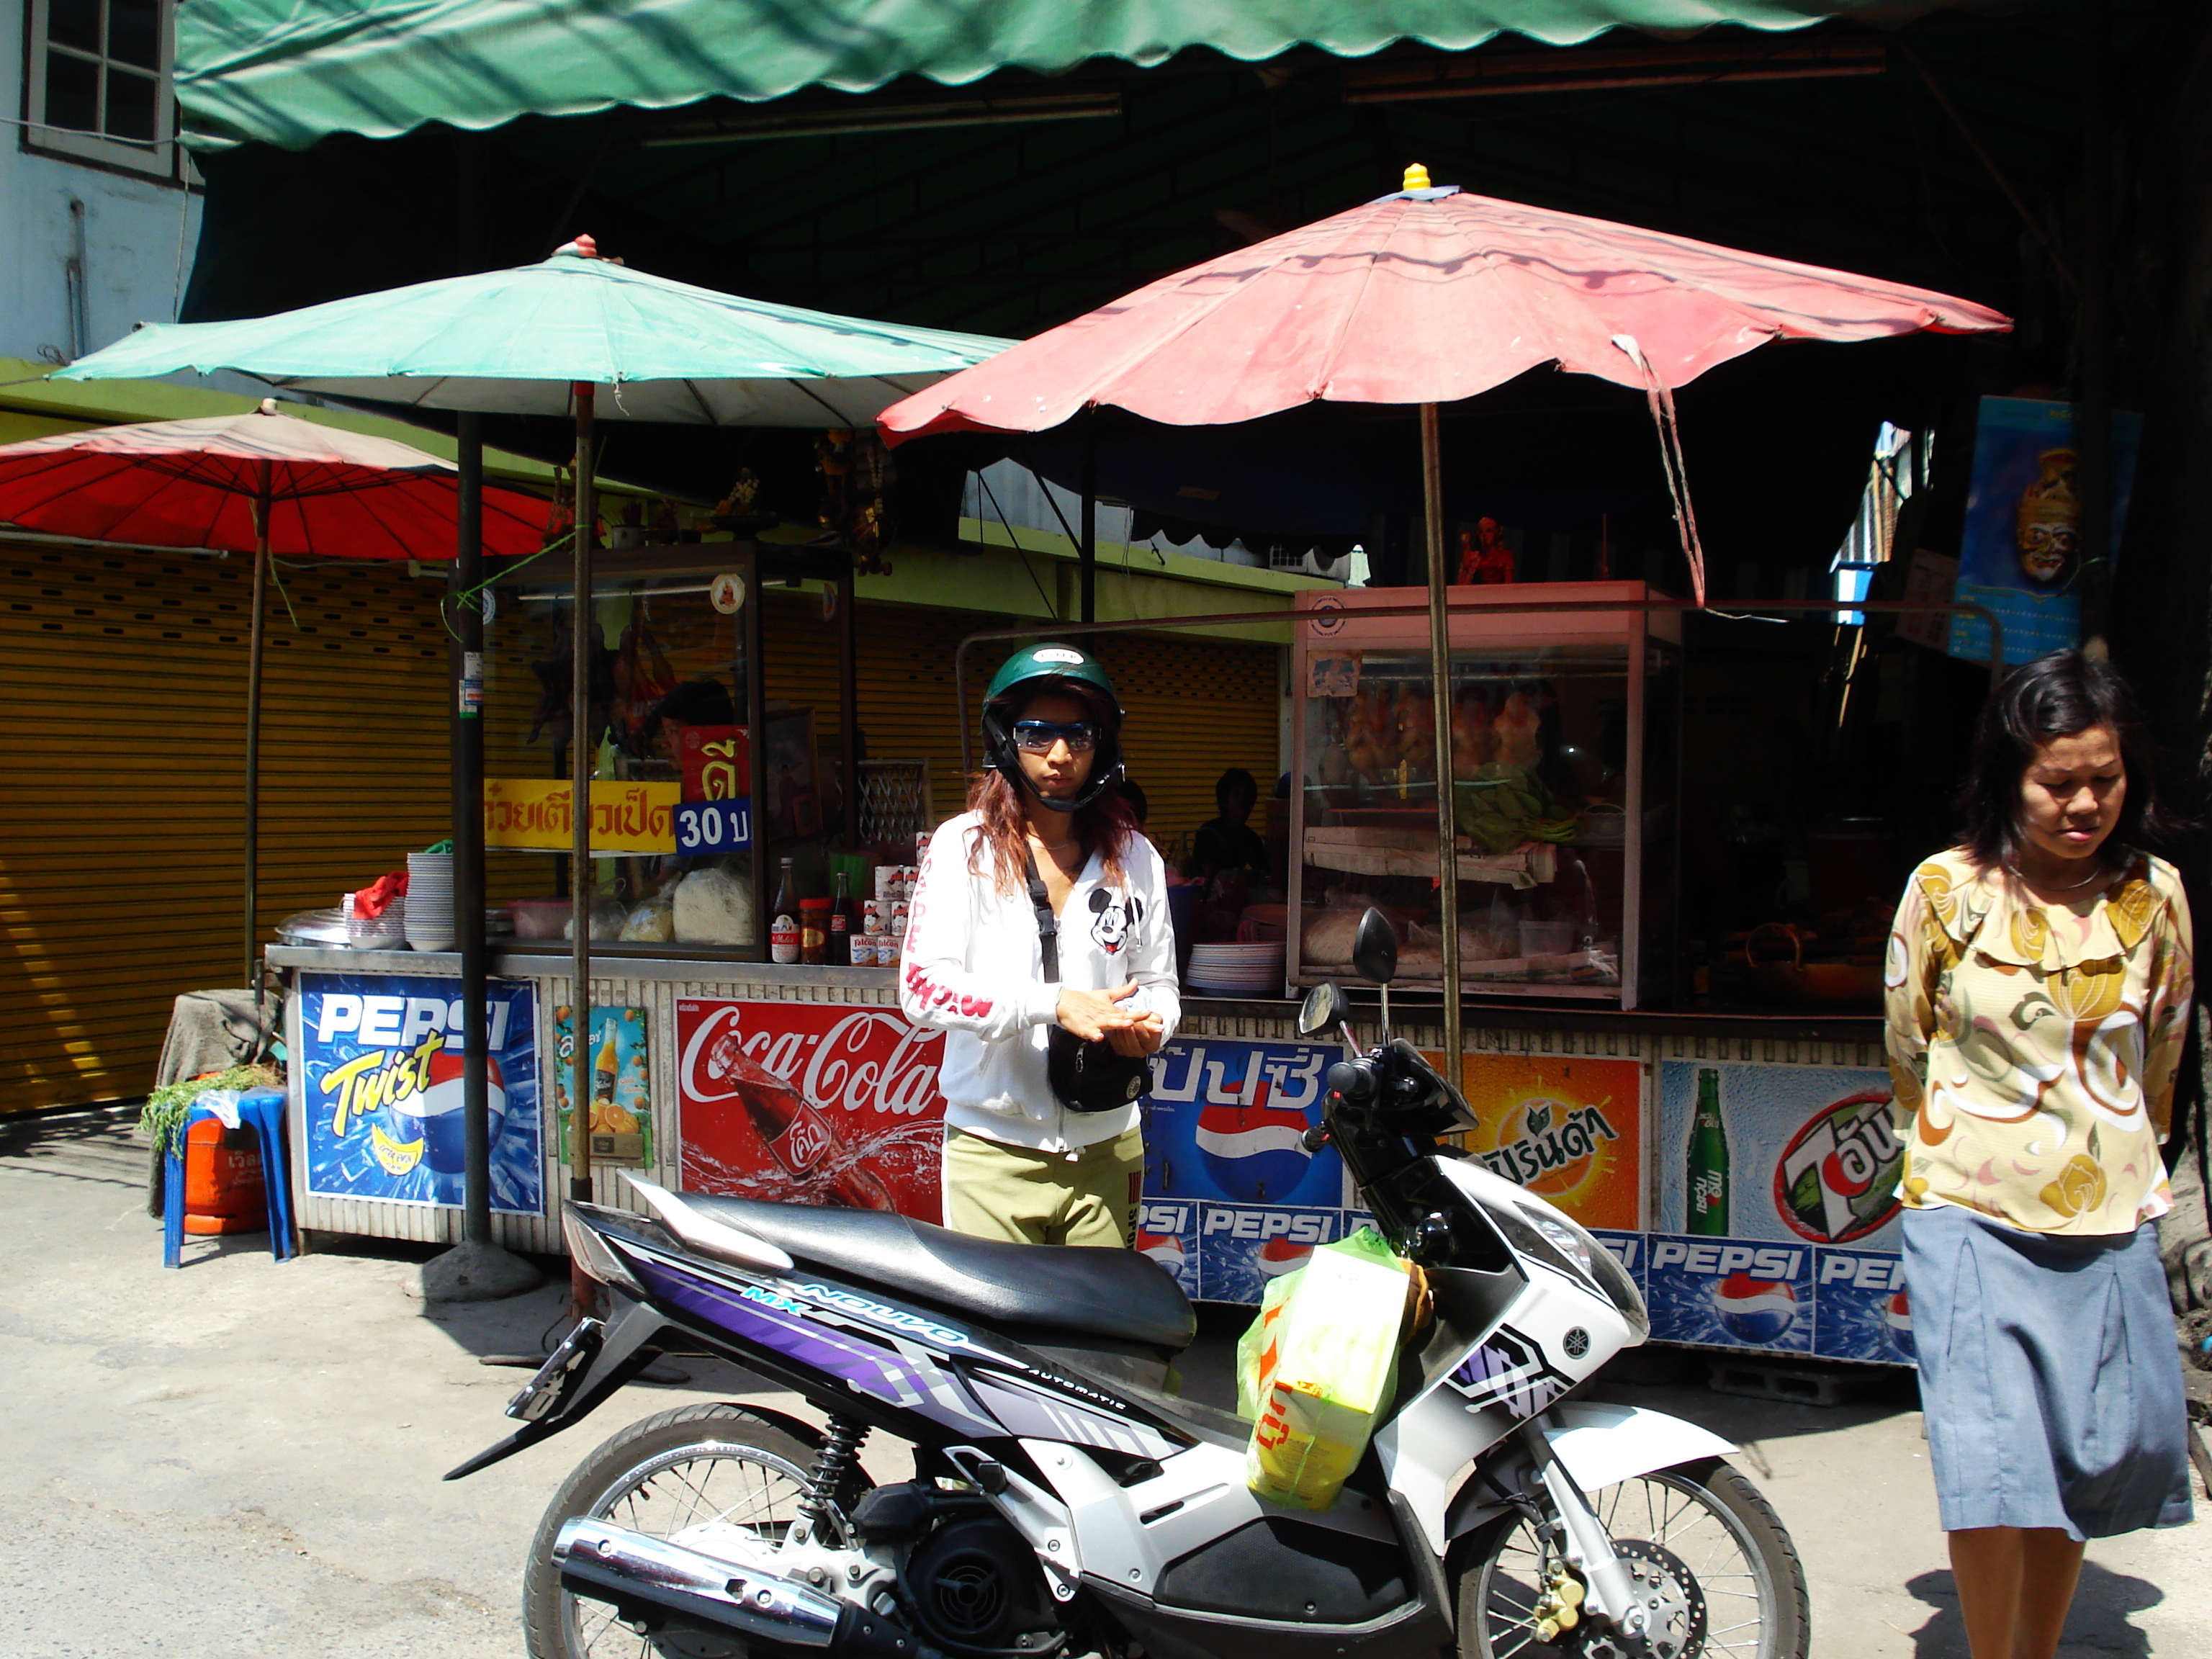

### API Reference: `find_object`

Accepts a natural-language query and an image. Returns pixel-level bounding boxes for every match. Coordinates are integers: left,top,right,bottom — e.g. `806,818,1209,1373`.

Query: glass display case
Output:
1288,582,1679,1007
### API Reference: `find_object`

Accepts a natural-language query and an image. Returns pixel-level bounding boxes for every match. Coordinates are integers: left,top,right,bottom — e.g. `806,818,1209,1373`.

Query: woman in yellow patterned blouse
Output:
1885,650,2193,1659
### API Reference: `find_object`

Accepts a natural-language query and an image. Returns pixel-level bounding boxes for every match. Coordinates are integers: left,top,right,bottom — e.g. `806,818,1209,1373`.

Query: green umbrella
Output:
56,237,1010,1251
57,237,1012,424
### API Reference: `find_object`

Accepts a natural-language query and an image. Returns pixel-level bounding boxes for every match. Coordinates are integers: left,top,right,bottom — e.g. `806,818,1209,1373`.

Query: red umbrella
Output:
881,168,2011,1057
0,403,554,981
881,176,2008,441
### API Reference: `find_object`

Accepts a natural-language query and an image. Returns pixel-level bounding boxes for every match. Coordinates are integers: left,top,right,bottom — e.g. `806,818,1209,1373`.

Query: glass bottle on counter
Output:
800,897,831,966
828,869,856,966
770,858,800,965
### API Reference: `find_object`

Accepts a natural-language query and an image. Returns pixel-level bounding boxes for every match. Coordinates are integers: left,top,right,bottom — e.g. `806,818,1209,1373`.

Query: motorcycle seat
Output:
680,1192,1197,1354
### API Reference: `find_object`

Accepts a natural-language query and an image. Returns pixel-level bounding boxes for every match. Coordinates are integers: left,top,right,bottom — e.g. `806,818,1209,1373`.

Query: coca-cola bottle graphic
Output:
706,1025,896,1211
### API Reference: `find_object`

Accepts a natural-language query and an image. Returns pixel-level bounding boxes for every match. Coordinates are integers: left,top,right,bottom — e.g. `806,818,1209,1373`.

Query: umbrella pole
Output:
569,384,597,1314
454,413,492,1246
243,483,270,989
1421,405,1461,1068
1079,423,1097,624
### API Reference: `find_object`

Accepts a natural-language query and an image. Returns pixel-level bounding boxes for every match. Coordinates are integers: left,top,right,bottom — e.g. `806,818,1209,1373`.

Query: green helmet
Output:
981,643,1124,812
984,642,1122,709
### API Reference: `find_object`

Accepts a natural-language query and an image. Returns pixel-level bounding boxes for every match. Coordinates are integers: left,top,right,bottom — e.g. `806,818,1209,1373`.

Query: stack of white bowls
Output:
404,852,456,952
344,891,408,950
1185,941,1286,997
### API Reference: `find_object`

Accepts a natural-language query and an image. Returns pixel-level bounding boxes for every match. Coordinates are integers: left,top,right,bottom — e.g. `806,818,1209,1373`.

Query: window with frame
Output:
24,0,178,177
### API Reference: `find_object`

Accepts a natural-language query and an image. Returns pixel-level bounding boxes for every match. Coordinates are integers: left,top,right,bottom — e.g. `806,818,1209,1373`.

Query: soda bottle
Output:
592,1020,619,1110
828,869,855,966
1686,1067,1730,1235
800,897,831,966
706,1029,896,1211
770,857,799,965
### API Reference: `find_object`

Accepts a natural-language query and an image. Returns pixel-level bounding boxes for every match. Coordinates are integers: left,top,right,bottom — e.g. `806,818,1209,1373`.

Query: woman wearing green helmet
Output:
899,643,1179,1246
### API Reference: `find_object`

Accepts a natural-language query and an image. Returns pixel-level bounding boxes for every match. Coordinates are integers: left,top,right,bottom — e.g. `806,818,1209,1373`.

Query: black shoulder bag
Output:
1025,850,1154,1112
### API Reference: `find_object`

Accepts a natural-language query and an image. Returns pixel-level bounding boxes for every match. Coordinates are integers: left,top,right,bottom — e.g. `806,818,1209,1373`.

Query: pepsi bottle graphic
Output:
1686,1067,1730,1236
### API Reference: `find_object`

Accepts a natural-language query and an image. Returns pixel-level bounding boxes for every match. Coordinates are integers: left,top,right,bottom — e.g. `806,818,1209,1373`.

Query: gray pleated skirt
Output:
1902,1205,2194,1539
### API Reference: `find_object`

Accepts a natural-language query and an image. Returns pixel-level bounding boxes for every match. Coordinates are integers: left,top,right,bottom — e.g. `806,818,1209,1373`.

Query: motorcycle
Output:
453,908,1809,1659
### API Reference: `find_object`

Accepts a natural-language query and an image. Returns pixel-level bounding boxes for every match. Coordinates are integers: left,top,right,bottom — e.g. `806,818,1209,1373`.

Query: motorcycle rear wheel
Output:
521,1403,825,1659
1456,1457,1809,1659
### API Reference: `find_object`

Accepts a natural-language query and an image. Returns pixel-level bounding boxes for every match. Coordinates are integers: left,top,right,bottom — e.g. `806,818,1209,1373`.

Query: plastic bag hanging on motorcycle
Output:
1238,1226,1426,1512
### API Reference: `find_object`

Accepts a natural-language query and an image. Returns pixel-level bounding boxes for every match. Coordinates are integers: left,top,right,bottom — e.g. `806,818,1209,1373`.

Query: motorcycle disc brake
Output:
1567,1539,1707,1659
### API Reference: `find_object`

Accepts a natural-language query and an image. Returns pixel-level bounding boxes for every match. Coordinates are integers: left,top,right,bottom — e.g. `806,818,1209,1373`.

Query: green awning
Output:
178,0,1987,151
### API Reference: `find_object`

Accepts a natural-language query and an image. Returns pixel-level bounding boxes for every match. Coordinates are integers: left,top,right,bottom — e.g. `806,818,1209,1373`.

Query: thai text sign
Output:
483,778,678,853
295,971,542,1214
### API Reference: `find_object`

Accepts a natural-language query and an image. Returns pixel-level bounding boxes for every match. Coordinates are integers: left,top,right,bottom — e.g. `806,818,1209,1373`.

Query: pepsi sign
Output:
1643,1235,1813,1353
1196,1204,1340,1304
1142,1038,1340,1208
1812,1246,1915,1364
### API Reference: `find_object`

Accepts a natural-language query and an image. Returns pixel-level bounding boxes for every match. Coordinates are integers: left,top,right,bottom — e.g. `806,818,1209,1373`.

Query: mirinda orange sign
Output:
1455,1056,1645,1231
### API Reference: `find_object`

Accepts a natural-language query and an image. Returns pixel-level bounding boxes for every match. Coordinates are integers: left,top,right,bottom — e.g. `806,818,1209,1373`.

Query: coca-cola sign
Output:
675,999,949,1220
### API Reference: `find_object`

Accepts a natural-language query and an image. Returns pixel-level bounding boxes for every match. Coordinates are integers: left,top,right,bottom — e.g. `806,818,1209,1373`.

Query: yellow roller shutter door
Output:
757,593,1280,848
0,542,540,1114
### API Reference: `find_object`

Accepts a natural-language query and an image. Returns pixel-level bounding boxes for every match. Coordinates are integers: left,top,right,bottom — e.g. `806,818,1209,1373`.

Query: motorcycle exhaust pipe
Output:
554,1521,929,1659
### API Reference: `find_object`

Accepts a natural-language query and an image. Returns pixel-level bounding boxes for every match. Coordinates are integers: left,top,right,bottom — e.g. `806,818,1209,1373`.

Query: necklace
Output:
1029,832,1079,857
2018,860,2108,894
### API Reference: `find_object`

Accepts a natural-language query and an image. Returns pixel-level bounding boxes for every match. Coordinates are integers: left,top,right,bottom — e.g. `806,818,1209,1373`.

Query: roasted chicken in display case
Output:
1290,582,1679,1008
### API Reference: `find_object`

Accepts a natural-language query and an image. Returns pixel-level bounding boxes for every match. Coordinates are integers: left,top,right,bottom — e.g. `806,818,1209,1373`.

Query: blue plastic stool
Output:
163,1087,295,1267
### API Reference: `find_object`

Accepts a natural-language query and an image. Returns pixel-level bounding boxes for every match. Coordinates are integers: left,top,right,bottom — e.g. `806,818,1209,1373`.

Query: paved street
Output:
5,1109,2205,1658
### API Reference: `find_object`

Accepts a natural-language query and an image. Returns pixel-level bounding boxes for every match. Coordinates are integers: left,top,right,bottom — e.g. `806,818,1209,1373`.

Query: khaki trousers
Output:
941,1124,1145,1248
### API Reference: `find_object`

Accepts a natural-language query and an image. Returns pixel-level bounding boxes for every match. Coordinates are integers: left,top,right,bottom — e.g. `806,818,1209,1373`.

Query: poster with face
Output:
1948,397,2142,665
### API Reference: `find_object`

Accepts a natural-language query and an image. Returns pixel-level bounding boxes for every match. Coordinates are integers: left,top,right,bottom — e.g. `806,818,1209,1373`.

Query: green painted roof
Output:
177,0,1988,150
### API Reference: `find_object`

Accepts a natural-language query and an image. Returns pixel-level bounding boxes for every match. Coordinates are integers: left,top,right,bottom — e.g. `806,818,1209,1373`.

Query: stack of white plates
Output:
404,853,455,951
1186,941,1285,997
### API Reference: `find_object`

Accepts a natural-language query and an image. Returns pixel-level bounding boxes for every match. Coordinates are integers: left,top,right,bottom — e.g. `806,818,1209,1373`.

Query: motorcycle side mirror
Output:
1296,981,1344,1039
1352,908,1398,986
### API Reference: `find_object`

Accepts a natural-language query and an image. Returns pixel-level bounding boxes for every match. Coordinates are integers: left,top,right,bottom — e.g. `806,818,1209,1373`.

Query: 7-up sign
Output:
1771,1091,1904,1244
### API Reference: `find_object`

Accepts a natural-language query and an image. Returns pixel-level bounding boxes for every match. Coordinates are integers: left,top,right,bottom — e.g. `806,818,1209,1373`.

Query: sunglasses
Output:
1013,719,1099,755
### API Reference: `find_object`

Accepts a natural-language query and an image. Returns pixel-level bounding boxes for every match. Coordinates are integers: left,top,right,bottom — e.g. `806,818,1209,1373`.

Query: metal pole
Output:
1079,424,1097,624
837,562,860,845
570,384,596,1222
243,480,270,988
1420,405,1461,1066
454,411,491,1246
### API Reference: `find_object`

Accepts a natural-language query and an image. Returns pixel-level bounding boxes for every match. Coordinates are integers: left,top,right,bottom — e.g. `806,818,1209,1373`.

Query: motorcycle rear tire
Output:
521,1402,826,1659
1454,1455,1809,1659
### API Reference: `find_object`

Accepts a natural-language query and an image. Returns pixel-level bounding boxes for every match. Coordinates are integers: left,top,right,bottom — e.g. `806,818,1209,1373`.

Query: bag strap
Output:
1022,848,1061,984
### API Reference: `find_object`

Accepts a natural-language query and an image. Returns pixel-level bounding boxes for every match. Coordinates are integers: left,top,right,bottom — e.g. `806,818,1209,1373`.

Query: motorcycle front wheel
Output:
1456,1457,1809,1659
521,1403,826,1659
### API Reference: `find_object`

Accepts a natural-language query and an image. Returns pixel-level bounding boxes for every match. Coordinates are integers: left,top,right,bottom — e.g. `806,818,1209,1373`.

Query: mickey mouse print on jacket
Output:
901,811,1181,1154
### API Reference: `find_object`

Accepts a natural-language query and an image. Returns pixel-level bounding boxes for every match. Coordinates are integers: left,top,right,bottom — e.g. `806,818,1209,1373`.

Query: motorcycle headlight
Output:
1498,1202,1649,1343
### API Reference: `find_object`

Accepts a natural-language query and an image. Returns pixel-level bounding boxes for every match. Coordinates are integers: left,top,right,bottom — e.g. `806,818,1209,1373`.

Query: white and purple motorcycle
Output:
456,909,1809,1659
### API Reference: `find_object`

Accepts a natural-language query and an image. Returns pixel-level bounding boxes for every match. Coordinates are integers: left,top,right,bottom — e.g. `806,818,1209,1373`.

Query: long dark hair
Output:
966,680,1138,894
1955,649,2182,870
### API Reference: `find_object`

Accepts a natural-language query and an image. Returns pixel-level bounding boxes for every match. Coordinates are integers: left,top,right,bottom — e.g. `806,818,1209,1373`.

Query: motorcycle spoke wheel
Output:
1460,1459,1808,1659
523,1404,825,1659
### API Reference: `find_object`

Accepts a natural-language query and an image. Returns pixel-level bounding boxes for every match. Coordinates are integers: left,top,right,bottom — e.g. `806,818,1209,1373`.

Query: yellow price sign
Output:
483,779,679,853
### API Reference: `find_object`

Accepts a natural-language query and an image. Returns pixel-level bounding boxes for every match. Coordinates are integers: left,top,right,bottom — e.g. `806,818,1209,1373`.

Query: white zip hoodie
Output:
899,811,1180,1154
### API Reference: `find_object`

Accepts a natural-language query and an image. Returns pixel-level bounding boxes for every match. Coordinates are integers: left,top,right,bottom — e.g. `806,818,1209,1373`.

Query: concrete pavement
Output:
4,1108,2204,1658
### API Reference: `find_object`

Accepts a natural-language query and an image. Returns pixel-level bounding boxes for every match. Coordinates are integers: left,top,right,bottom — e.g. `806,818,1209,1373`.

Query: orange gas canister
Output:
181,1118,267,1236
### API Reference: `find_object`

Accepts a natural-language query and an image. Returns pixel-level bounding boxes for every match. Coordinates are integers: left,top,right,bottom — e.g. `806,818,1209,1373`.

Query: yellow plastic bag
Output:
1236,1226,1411,1511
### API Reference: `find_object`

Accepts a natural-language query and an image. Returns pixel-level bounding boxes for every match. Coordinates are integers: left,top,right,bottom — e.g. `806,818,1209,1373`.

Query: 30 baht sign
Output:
295,972,542,1214
675,999,948,1220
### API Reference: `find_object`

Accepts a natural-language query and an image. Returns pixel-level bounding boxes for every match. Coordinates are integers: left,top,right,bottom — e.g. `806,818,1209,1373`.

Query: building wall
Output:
0,0,202,364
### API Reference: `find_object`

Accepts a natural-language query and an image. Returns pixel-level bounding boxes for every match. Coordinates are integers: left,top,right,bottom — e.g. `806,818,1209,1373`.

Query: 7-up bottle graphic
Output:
1686,1068,1730,1235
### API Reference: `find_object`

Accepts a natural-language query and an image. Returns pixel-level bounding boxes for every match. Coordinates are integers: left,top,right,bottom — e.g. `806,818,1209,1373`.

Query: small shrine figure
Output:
1456,516,1517,584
